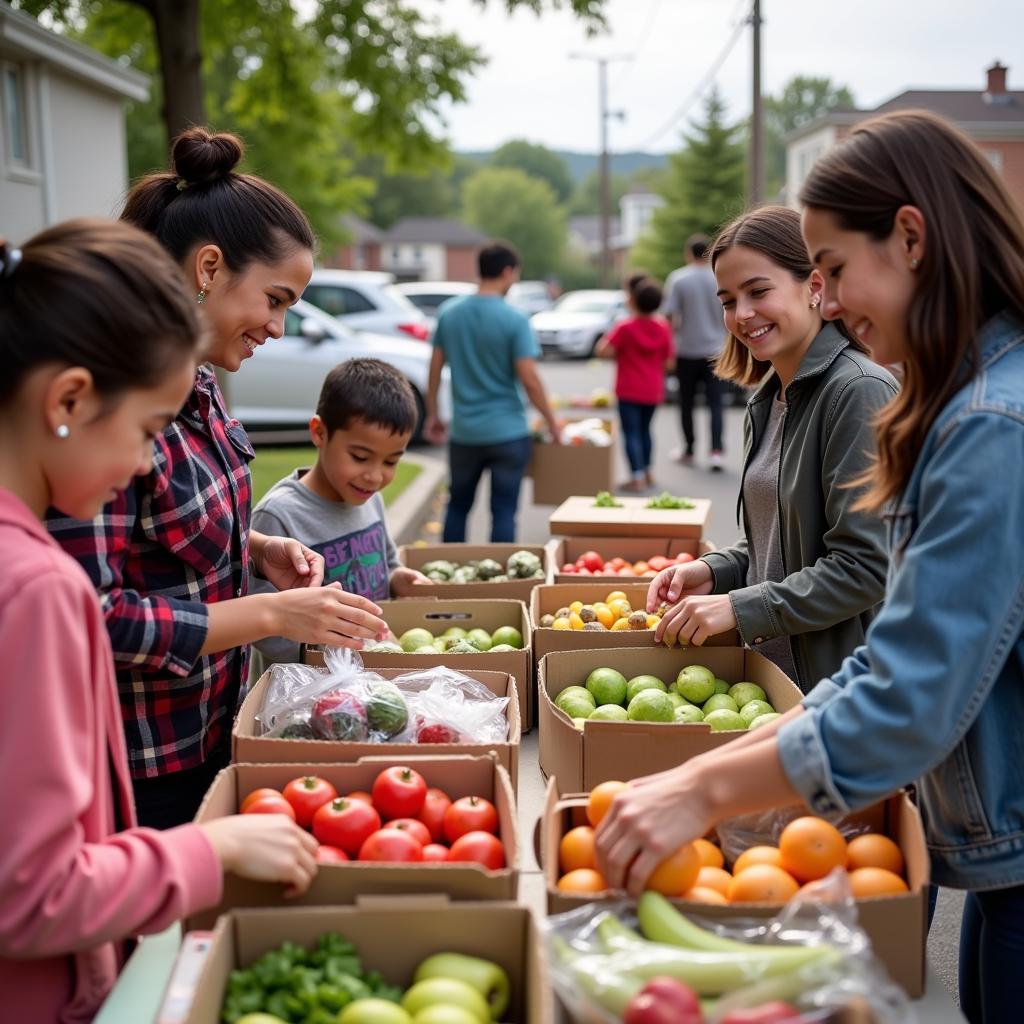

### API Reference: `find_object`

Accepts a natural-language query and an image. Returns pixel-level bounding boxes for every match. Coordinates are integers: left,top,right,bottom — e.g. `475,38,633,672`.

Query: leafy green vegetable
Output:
645,492,696,510
506,549,543,579
593,490,623,508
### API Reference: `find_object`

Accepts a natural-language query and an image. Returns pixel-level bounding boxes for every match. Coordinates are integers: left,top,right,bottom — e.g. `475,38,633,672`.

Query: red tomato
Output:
241,795,295,820
358,828,424,863
618,566,637,576
415,787,453,842
383,818,432,847
422,843,450,863
312,798,381,855
560,563,578,573
240,787,284,813
608,557,628,571
579,550,605,572
718,1002,803,1024
443,795,499,843
315,845,350,864
647,556,672,572
675,552,695,563
448,830,505,870
346,790,374,805
577,567,592,575
372,766,428,819
282,775,339,828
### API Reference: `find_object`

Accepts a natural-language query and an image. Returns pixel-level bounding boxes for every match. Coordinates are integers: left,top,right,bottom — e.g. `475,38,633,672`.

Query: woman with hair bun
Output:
49,129,388,828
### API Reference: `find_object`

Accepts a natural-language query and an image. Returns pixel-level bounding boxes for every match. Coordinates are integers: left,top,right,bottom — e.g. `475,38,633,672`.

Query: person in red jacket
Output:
597,275,676,491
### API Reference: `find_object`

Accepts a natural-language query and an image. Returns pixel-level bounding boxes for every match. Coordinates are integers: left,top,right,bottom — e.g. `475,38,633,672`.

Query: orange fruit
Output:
779,817,848,883
594,604,615,629
586,780,628,827
646,843,702,897
693,837,725,869
727,863,800,903
846,833,905,876
732,845,783,875
682,885,728,905
557,868,607,893
848,867,909,898
695,865,732,896
605,590,628,605
558,826,597,873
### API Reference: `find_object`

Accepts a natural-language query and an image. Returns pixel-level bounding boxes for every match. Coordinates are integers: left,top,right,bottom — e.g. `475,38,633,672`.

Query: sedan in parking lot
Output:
302,268,432,341
229,298,450,438
395,280,476,318
530,289,627,358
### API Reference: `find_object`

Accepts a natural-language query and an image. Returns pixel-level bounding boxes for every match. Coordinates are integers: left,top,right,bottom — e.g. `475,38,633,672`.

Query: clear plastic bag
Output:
544,873,910,1024
390,665,510,744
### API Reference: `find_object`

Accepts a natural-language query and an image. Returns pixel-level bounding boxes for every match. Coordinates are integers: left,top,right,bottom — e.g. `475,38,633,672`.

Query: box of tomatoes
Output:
545,535,716,584
188,754,518,930
538,775,930,997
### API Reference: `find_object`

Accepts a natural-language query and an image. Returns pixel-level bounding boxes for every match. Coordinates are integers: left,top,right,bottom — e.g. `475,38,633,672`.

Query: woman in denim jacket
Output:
597,110,1024,1024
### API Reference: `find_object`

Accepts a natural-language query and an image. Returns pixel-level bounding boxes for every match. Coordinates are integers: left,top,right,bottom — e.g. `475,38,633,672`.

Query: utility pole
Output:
570,53,630,287
749,0,764,204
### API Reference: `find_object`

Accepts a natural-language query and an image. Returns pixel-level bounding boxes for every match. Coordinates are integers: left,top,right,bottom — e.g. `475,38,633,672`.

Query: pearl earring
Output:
55,424,70,439
810,297,820,309
909,258,920,269
197,283,208,304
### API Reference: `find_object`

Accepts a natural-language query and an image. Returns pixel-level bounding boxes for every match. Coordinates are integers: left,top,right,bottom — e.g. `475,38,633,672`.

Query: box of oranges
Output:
538,775,930,997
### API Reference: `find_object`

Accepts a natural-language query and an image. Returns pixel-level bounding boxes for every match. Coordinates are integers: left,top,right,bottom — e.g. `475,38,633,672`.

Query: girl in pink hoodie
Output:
0,220,318,1023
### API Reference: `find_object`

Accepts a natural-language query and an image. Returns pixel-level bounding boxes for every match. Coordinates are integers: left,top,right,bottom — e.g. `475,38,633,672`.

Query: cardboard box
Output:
307,598,534,730
537,646,802,791
396,542,549,599
528,420,616,506
185,901,553,1023
549,493,712,539
546,536,715,584
540,776,929,997
530,583,740,673
190,755,518,929
232,666,521,788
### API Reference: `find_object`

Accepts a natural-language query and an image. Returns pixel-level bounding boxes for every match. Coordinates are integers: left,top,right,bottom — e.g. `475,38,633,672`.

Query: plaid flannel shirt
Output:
48,367,254,778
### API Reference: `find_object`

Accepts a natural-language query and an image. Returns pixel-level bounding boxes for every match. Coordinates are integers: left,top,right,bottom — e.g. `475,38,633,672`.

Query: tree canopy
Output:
490,140,574,204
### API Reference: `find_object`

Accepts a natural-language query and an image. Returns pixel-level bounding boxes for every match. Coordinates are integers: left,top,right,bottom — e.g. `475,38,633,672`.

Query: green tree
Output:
763,76,855,199
630,87,746,280
567,169,630,216
462,167,566,277
355,153,482,228
490,140,573,204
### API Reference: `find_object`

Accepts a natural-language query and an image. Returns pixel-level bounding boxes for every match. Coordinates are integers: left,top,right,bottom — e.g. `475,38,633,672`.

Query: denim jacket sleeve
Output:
777,408,1024,815
727,374,892,645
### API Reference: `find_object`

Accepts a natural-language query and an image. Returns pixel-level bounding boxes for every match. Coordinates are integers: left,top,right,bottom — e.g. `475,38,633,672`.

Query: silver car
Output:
229,298,451,437
303,268,432,342
395,280,476,318
530,289,627,358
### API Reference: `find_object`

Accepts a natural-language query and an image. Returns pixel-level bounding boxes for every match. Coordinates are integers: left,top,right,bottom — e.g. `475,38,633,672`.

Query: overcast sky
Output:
415,0,1024,153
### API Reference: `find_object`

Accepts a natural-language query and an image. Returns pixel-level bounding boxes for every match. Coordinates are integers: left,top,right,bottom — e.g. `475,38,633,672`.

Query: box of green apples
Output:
537,647,803,790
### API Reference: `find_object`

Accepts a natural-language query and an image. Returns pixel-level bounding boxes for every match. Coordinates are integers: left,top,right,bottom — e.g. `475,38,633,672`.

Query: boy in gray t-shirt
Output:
250,359,428,663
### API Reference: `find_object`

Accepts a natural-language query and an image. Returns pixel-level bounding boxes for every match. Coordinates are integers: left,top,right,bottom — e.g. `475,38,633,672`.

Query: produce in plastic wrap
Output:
310,691,369,742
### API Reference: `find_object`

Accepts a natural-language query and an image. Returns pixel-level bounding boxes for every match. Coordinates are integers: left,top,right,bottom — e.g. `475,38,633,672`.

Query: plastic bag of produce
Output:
544,875,910,1024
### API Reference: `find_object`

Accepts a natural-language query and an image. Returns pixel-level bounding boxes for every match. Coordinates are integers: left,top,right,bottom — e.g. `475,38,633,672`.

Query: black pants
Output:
132,735,232,829
676,356,724,454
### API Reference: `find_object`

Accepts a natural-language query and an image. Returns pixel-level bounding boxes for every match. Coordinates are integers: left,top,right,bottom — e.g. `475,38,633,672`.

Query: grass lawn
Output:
249,446,422,506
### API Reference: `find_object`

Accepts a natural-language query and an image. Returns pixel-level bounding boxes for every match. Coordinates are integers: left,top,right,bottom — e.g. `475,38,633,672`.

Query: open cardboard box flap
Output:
232,666,521,788
540,775,929,998
189,754,518,929
396,542,549,598
185,901,551,1023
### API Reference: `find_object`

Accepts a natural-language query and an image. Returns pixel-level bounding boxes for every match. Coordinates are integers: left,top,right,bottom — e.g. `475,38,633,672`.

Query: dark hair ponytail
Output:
0,218,201,404
121,127,315,272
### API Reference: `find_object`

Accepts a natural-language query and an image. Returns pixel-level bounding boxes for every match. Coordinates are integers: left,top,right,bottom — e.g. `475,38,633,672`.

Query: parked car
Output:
508,279,554,317
530,289,627,358
395,280,476,318
302,269,432,341
229,298,451,438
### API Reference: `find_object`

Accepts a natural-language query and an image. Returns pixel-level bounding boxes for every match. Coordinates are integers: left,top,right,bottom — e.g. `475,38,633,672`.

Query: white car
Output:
230,298,451,437
530,289,627,358
508,279,554,317
395,280,476,318
303,269,432,342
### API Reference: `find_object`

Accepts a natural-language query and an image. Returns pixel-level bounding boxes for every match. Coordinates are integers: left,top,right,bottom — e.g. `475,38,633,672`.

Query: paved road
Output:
413,354,963,1004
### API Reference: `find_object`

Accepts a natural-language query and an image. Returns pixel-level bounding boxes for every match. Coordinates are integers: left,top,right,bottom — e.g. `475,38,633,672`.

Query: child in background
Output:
251,358,430,663
597,275,675,492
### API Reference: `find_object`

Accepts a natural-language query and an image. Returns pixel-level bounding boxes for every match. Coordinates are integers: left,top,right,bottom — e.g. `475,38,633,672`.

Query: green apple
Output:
626,674,667,703
488,643,516,652
627,689,675,722
236,1016,290,1024
466,628,493,651
704,708,747,731
729,681,767,707
585,667,628,706
590,703,629,721
665,692,688,710
739,699,775,725
416,644,441,654
402,978,490,1024
490,625,523,649
555,685,597,719
338,999,414,1024
714,677,731,694
673,703,705,724
702,693,739,715
442,627,468,640
748,711,782,730
401,627,436,653
432,639,448,653
675,665,716,704
412,1008,481,1024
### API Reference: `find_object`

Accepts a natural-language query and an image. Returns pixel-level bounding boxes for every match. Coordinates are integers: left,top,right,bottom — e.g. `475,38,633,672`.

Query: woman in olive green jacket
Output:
648,206,897,693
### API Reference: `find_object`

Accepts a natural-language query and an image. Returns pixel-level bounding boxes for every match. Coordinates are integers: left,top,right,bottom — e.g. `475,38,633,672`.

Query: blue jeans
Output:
959,884,1024,1023
618,400,657,475
444,436,532,543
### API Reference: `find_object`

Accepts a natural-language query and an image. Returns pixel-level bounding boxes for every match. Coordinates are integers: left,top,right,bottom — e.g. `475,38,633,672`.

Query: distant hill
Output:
458,149,669,182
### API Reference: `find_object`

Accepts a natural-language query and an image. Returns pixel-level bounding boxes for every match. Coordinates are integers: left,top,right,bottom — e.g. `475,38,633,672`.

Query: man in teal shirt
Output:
425,242,561,541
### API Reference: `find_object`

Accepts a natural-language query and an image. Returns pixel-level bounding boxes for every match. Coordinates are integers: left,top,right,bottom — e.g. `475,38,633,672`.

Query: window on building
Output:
2,63,29,166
